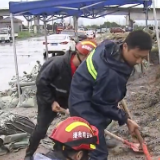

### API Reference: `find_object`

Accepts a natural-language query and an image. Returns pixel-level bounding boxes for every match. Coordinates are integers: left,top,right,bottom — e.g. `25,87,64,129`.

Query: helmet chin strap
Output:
76,53,82,64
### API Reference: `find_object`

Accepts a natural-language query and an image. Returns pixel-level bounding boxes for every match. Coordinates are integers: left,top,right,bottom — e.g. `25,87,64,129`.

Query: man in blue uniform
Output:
68,30,152,160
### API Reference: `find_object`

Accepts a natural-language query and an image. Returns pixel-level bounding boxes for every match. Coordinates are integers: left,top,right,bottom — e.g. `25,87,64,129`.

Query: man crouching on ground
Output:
33,117,99,160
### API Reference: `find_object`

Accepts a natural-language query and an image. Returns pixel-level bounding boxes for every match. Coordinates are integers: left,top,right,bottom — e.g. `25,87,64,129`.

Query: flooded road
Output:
0,37,45,91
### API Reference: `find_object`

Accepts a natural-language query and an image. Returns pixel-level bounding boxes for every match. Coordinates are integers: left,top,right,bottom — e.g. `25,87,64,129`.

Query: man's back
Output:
69,40,133,127
36,52,73,108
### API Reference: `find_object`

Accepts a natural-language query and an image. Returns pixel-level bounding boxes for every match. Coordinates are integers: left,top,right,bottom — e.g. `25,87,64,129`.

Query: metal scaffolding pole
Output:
152,0,160,64
43,17,49,59
145,6,150,65
10,13,22,105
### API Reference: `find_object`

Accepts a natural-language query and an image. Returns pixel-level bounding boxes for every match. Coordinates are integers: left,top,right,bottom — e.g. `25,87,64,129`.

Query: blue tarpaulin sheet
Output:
9,0,152,17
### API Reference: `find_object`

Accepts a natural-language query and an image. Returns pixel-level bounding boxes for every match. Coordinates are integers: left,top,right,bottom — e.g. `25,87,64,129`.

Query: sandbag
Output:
0,111,35,135
0,111,35,156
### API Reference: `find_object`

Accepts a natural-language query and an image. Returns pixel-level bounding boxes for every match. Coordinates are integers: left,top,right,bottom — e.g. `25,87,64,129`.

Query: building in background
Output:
0,17,23,32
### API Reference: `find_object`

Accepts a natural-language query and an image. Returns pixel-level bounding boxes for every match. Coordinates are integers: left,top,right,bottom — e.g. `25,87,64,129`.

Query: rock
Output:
0,91,8,97
0,96,13,109
9,98,19,108
0,100,5,109
19,97,36,108
7,89,16,96
0,96,12,103
110,146,124,155
105,138,119,149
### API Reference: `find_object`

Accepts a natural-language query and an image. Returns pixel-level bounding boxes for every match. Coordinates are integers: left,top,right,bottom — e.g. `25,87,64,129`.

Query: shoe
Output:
24,156,33,160
105,138,118,149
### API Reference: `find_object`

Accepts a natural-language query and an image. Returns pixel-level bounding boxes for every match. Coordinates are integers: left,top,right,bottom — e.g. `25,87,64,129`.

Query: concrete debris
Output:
96,33,129,44
0,60,41,109
0,111,35,155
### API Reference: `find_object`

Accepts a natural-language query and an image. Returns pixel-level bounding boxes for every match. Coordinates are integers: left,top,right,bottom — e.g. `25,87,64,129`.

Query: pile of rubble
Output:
96,32,129,43
0,61,41,109
0,110,35,156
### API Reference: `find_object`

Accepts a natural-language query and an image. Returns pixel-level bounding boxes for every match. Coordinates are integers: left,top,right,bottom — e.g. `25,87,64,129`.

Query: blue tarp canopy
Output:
9,0,152,18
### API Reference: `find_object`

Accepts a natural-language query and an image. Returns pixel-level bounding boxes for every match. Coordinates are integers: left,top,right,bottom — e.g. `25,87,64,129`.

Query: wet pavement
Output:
0,37,45,91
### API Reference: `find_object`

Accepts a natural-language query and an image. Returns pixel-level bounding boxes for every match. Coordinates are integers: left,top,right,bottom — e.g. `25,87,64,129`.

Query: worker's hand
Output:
66,109,70,115
126,119,140,135
52,101,61,112
117,103,121,109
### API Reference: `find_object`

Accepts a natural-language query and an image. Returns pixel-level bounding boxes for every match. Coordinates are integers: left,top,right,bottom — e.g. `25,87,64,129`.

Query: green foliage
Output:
17,31,41,39
85,21,121,29
133,25,144,30
18,31,32,39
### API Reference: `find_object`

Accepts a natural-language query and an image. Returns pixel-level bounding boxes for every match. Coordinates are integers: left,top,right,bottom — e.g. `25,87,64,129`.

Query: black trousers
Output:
25,101,57,157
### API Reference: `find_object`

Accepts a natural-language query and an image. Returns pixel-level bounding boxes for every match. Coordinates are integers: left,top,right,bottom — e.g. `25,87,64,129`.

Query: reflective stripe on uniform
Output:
86,49,97,80
81,41,97,48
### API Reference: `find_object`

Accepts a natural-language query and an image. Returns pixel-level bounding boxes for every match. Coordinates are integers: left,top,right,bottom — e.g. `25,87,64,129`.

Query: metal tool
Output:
121,99,152,160
104,129,141,152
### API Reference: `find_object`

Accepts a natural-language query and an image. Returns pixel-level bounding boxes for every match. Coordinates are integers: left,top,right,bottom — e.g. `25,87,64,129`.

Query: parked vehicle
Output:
96,29,102,34
55,23,65,34
61,30,76,37
0,28,18,43
43,34,76,58
77,31,87,41
61,29,87,43
110,27,125,33
86,30,95,38
101,28,107,33
125,26,133,32
78,27,85,31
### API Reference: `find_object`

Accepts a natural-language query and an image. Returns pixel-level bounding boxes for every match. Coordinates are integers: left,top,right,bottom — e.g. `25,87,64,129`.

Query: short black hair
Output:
124,30,152,50
53,142,89,160
54,142,83,156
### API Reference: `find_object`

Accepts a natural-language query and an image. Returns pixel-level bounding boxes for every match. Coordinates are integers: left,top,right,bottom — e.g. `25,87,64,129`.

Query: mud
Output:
107,65,160,159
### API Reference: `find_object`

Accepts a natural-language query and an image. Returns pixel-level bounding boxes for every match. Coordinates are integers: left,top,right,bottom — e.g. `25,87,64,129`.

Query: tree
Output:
85,21,120,29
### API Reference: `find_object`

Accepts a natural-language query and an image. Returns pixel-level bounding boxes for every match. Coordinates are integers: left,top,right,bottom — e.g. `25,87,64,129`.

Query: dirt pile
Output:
108,65,160,159
96,33,129,44
96,31,159,65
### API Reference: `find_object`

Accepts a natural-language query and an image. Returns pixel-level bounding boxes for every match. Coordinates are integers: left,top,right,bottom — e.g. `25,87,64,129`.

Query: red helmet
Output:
76,39,97,56
50,117,99,151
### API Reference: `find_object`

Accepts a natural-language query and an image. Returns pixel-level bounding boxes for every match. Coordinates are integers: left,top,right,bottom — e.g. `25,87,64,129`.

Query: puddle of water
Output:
0,38,45,91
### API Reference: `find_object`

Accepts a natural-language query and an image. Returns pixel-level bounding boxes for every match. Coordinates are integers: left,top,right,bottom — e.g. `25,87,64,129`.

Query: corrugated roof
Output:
0,17,22,23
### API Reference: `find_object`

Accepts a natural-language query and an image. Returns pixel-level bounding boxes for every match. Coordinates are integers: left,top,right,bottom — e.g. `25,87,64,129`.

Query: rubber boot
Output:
105,138,118,149
24,156,34,160
24,147,35,160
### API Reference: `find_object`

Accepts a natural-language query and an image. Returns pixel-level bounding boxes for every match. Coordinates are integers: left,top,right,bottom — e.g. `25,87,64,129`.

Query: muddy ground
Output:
1,64,160,160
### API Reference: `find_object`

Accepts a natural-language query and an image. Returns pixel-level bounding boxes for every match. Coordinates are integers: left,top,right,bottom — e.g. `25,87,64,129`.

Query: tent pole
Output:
73,16,78,36
10,13,22,105
43,16,48,59
152,0,160,64
145,7,150,65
